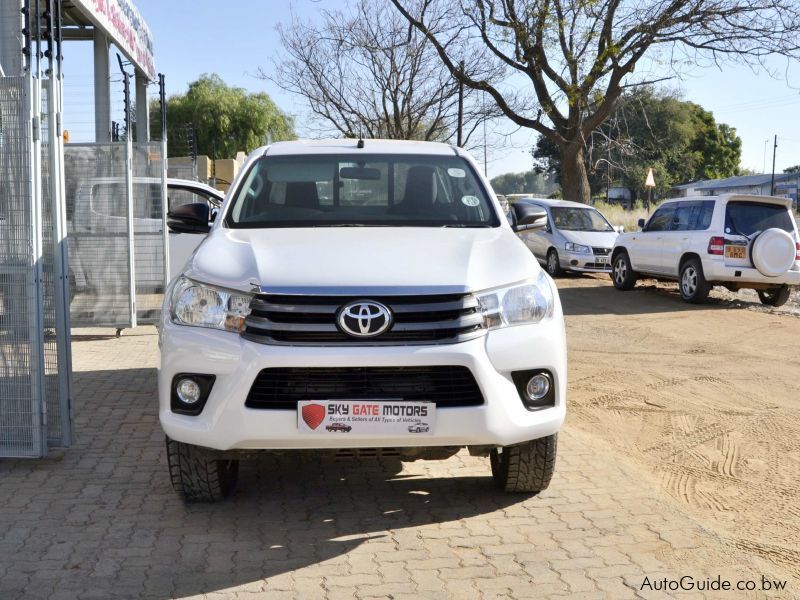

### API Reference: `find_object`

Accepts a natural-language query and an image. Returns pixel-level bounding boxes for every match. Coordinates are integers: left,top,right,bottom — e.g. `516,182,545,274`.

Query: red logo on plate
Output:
302,404,325,430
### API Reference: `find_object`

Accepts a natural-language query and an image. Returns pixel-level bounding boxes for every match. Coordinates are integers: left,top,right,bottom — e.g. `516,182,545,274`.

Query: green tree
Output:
785,165,800,174
390,0,800,202
532,89,742,200
490,170,558,195
152,74,295,158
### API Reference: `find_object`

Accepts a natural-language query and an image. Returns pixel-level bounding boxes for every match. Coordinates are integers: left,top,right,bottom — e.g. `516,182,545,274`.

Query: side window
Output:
694,200,715,230
671,202,695,231
645,205,675,232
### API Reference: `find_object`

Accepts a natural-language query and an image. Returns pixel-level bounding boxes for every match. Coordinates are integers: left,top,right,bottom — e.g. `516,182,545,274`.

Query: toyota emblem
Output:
337,301,393,337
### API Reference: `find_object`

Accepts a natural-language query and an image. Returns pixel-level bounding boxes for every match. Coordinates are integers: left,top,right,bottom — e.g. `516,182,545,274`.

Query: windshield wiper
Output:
440,224,492,228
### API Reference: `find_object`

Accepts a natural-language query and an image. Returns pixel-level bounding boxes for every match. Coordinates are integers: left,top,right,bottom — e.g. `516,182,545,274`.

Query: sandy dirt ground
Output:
559,272,800,584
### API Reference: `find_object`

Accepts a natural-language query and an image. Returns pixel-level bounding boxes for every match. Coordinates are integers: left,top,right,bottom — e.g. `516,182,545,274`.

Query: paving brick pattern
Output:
0,329,792,599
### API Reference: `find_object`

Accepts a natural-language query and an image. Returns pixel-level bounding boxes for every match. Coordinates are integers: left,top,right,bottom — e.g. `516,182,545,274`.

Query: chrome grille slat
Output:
243,292,486,345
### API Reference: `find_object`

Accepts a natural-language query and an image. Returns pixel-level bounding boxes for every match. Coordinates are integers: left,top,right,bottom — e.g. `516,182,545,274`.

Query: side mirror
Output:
167,203,211,234
615,225,625,234
637,218,646,230
511,203,547,232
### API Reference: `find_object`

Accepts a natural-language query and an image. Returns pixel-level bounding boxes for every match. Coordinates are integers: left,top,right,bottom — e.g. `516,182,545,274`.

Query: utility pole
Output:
770,135,777,196
456,61,464,147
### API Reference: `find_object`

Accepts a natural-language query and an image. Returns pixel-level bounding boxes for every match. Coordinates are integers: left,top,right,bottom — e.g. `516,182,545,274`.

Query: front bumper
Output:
158,308,567,451
562,251,612,273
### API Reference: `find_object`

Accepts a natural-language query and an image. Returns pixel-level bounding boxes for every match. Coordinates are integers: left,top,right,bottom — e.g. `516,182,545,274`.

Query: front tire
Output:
611,251,637,290
490,434,557,493
679,258,711,304
546,249,564,277
166,437,239,502
757,285,791,307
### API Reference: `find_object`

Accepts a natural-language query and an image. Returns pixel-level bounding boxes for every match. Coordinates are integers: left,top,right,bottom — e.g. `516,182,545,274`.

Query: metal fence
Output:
64,142,168,327
0,75,46,457
131,142,167,324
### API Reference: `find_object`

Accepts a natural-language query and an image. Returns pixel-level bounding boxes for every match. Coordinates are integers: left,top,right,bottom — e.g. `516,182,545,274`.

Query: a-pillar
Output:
93,28,111,142
135,70,150,142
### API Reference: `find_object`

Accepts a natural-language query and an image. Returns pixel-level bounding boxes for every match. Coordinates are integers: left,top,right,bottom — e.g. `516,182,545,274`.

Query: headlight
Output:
476,271,554,329
169,277,252,332
565,242,591,254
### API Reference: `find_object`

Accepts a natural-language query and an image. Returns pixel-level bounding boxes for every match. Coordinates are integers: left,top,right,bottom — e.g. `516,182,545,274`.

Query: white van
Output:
159,139,567,501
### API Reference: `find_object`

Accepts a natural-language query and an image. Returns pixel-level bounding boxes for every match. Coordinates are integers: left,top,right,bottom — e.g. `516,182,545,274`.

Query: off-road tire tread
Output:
491,434,557,494
166,437,238,502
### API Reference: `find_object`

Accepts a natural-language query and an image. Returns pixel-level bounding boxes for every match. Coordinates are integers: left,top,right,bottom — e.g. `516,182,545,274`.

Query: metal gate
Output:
64,142,169,327
0,74,72,456
0,76,46,457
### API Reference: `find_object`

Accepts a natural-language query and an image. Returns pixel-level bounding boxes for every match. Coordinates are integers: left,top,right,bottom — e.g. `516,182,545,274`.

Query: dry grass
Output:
591,200,657,232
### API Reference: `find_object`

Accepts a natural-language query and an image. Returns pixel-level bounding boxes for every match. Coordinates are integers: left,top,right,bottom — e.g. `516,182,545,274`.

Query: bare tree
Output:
389,0,800,202
265,0,500,145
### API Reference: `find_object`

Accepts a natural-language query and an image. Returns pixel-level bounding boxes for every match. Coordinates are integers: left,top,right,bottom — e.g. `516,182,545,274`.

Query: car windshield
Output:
551,207,613,232
226,154,499,228
725,201,793,236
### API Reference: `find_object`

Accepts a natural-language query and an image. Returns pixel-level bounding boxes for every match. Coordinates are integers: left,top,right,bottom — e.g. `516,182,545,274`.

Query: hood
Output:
558,229,619,248
184,226,540,294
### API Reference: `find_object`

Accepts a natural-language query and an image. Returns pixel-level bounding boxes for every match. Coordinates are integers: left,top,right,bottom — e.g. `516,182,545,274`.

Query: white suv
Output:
611,194,800,305
160,139,566,501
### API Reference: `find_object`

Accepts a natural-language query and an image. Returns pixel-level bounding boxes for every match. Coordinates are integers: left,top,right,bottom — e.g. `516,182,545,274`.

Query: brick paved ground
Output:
0,328,793,599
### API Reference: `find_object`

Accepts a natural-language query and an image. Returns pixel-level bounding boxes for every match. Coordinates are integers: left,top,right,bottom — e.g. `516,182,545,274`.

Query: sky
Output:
62,0,800,180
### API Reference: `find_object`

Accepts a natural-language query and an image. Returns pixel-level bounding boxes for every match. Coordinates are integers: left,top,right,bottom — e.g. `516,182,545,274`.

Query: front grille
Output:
243,293,485,345
245,366,484,410
592,247,611,255
585,262,612,270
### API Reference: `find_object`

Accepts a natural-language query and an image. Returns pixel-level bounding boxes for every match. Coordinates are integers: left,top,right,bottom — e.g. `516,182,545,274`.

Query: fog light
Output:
526,373,551,402
176,378,201,404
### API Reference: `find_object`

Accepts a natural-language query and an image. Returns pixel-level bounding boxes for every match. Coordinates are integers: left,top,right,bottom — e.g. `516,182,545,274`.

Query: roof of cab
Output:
262,138,462,157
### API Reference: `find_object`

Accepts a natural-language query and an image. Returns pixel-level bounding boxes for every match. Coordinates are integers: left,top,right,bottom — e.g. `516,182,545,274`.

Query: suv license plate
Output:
297,400,435,435
595,256,608,263
725,246,746,259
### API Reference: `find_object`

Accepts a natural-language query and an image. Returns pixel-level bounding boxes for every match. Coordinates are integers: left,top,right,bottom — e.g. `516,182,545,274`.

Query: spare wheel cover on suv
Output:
751,228,796,277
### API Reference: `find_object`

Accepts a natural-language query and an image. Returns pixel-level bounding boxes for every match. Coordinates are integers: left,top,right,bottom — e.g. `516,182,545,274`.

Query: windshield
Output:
225,154,499,228
551,207,613,232
725,201,794,236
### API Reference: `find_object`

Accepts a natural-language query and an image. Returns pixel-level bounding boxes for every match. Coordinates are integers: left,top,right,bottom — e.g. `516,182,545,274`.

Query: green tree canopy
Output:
784,165,800,174
152,74,295,158
533,89,742,199
490,171,558,196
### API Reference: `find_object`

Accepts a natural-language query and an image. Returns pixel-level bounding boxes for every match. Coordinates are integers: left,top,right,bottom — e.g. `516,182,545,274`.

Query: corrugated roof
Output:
688,173,796,190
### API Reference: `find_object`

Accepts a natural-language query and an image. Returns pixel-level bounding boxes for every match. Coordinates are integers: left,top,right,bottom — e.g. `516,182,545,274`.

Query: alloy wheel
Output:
614,258,626,284
682,266,697,297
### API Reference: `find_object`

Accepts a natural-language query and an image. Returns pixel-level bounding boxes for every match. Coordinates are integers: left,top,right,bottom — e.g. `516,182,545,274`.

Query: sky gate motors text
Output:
327,403,429,417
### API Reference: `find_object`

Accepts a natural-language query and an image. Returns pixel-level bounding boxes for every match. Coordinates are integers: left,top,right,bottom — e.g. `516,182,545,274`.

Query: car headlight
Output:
169,277,252,332
565,242,591,254
476,271,554,329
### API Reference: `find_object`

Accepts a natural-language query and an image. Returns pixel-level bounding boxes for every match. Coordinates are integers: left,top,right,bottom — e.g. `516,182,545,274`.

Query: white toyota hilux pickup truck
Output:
160,139,566,501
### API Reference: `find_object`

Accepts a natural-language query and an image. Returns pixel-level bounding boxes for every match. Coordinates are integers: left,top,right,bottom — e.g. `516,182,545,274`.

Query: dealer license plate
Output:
297,400,435,435
725,245,746,259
